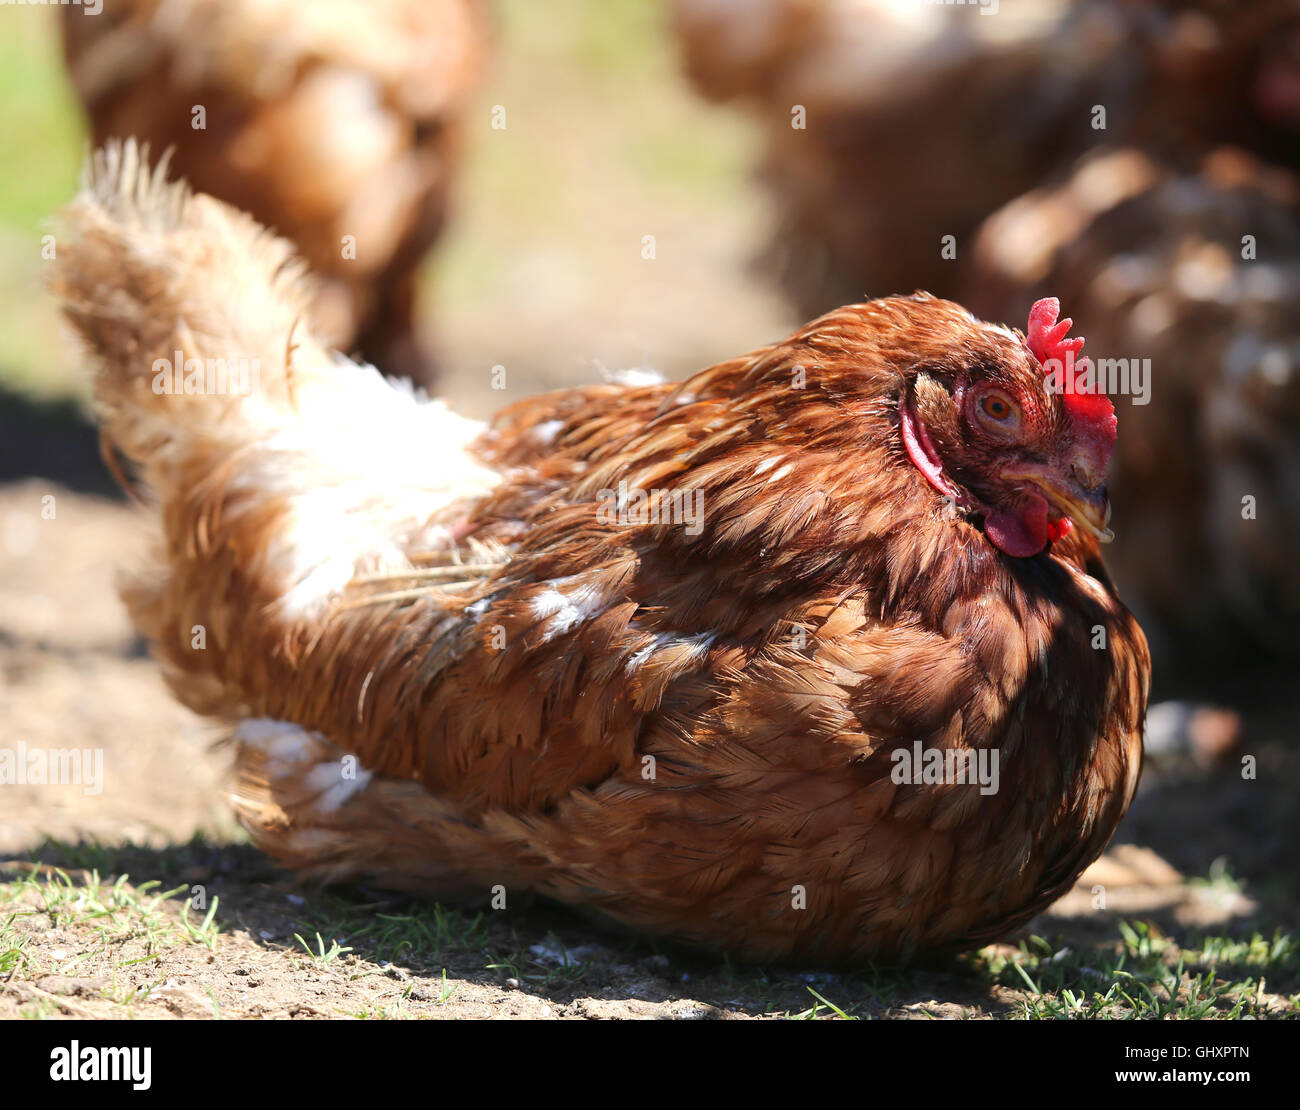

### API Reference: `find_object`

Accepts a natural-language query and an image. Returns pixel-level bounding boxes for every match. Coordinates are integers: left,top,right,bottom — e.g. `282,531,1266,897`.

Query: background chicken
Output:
673,0,1087,316
58,0,490,387
49,144,1147,964
672,0,1300,318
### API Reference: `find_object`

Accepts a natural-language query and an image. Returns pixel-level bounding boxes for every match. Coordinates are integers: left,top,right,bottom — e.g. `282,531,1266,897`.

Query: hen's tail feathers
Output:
48,142,501,724
50,141,331,467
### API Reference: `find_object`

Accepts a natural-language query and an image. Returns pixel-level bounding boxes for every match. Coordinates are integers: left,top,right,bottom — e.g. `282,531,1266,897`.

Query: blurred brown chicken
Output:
50,144,1148,964
672,0,1300,319
964,147,1300,664
59,0,490,387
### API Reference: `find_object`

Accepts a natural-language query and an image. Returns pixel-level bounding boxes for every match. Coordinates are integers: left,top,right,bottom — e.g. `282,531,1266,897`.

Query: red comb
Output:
1025,298,1116,447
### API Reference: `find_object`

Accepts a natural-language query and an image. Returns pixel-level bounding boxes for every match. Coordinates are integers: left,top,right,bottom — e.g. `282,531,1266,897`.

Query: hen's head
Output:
894,296,1117,558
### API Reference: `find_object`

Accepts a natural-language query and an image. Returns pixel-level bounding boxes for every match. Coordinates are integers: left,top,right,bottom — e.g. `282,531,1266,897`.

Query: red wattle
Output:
984,495,1050,558
1047,517,1073,543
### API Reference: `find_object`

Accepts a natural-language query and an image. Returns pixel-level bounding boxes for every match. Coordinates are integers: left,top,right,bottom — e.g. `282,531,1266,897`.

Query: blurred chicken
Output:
50,144,1148,964
59,0,490,387
674,0,1087,315
964,147,1300,664
672,0,1300,319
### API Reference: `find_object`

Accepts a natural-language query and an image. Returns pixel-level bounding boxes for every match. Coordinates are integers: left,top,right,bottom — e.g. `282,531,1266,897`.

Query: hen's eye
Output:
980,393,1017,421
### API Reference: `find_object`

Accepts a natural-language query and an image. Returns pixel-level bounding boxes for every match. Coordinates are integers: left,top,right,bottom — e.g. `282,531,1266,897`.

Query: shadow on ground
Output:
3,822,1296,1020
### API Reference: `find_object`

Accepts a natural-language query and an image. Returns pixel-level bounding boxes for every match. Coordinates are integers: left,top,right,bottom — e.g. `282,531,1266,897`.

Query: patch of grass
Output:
0,910,36,980
977,923,1300,1019
291,896,489,970
20,997,60,1020
294,931,353,967
3,863,197,958
347,999,410,1020
0,849,501,1018
0,859,224,1017
178,895,222,952
101,975,168,1009
793,986,860,1021
435,966,458,1004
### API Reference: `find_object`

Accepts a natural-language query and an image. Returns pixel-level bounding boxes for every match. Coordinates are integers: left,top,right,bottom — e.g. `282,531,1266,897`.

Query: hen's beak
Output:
1002,463,1114,543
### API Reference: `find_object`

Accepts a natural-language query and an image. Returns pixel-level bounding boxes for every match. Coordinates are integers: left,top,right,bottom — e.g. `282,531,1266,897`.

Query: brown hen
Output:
58,0,490,387
50,145,1148,964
